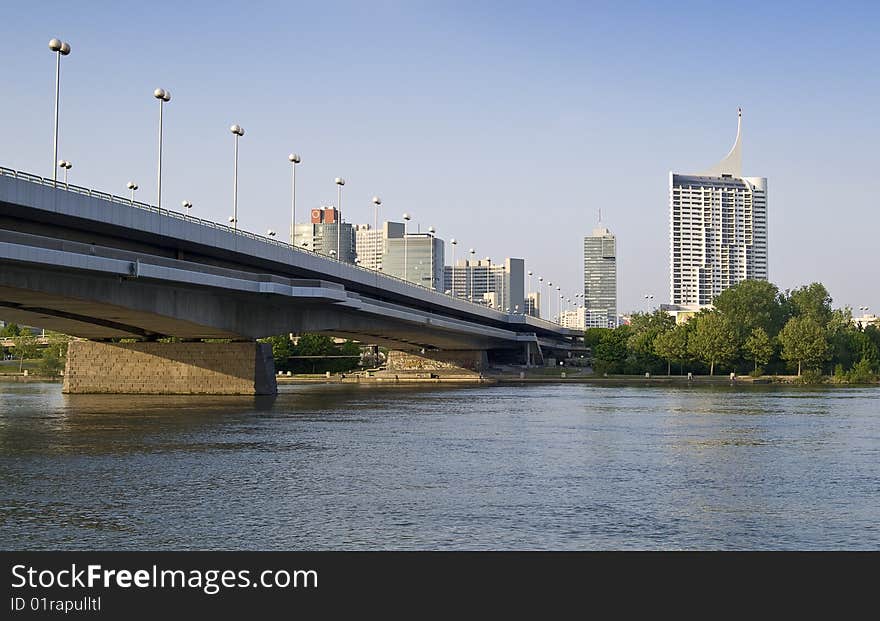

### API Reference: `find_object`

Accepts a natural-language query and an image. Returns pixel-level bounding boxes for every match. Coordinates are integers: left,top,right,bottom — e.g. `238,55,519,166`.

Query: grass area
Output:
0,359,41,373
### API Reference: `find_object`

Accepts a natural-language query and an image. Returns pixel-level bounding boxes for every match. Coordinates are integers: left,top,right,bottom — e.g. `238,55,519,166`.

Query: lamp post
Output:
428,226,436,289
181,200,192,218
334,177,345,261
371,195,381,234
500,260,506,312
288,153,301,245
402,213,411,282
537,276,543,318
468,248,475,300
556,286,561,322
48,38,71,184
126,181,138,205
57,160,71,188
450,239,457,297
153,88,171,210
485,257,493,307
230,124,245,231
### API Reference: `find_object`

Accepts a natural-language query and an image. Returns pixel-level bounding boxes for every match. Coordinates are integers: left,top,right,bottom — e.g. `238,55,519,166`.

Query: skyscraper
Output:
583,225,617,328
669,109,768,308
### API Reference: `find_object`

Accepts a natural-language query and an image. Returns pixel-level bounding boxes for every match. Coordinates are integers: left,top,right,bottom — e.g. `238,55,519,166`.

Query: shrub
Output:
798,369,825,385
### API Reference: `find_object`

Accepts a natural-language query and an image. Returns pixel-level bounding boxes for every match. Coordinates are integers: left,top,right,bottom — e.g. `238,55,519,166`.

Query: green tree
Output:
778,316,829,376
260,334,296,372
687,312,738,376
653,324,689,375
12,332,39,373
787,283,833,325
743,327,774,373
592,325,631,375
1,323,22,337
626,310,675,373
713,280,785,340
38,347,64,376
847,358,877,384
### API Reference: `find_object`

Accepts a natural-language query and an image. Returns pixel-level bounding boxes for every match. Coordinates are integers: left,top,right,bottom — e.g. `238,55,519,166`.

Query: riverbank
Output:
0,373,62,383
277,370,879,386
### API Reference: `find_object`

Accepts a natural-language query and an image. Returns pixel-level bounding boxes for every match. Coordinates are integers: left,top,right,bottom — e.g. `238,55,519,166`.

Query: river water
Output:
1,381,878,550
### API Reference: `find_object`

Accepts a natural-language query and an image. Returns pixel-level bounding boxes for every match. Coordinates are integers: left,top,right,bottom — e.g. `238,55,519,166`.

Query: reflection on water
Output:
0,381,878,550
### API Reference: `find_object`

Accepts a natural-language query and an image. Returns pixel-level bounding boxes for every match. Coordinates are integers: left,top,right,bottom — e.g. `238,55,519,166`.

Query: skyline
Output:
1,1,878,314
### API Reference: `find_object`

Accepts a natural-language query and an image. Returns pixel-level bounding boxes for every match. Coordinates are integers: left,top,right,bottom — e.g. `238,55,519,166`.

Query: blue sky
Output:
2,1,878,315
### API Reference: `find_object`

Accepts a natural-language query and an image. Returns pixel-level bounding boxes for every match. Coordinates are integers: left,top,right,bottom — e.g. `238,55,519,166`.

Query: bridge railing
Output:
0,166,569,332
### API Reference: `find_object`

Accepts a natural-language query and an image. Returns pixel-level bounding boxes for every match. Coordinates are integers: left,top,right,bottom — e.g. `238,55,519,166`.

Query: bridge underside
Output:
1,230,579,393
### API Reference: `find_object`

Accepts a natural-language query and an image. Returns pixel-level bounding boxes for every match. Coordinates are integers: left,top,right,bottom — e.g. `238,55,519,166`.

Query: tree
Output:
592,326,631,375
687,312,738,375
778,316,829,376
713,280,785,340
743,327,774,373
260,334,295,372
787,283,833,326
12,332,39,373
1,323,22,337
626,310,675,373
653,324,689,376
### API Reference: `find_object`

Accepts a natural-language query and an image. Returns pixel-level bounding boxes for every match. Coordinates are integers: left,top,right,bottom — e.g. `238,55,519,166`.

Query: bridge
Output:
0,167,584,394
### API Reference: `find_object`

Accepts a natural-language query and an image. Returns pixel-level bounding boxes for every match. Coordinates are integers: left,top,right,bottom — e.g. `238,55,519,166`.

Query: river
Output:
1,381,878,549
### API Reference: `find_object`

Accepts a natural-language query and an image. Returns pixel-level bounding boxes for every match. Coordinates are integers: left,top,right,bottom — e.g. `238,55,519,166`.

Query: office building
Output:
383,232,445,290
669,108,768,308
443,258,525,312
525,292,541,318
354,221,405,271
293,206,356,263
584,226,618,328
560,307,587,330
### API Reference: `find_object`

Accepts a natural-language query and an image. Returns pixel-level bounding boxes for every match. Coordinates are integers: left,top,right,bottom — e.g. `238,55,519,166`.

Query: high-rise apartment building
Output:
669,109,768,308
583,226,617,328
294,206,356,263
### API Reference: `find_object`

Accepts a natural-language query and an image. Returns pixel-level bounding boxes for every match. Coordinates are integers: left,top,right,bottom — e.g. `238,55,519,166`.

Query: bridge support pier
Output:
386,349,487,375
63,340,277,395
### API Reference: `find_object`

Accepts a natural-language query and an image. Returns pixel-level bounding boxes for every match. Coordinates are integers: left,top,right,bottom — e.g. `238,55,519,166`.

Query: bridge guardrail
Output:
0,165,570,332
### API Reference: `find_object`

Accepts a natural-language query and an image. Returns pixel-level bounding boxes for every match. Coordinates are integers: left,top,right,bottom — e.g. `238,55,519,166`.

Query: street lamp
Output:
468,248,475,300
48,38,71,183
371,195,381,232
288,153,301,244
57,160,71,187
230,124,245,231
402,212,411,282
153,88,171,210
334,177,345,260
428,226,436,289
450,238,457,297
556,286,561,322
181,200,192,217
126,181,138,205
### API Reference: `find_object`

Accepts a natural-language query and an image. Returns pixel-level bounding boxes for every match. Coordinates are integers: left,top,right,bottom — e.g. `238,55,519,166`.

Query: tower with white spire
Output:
668,108,768,309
